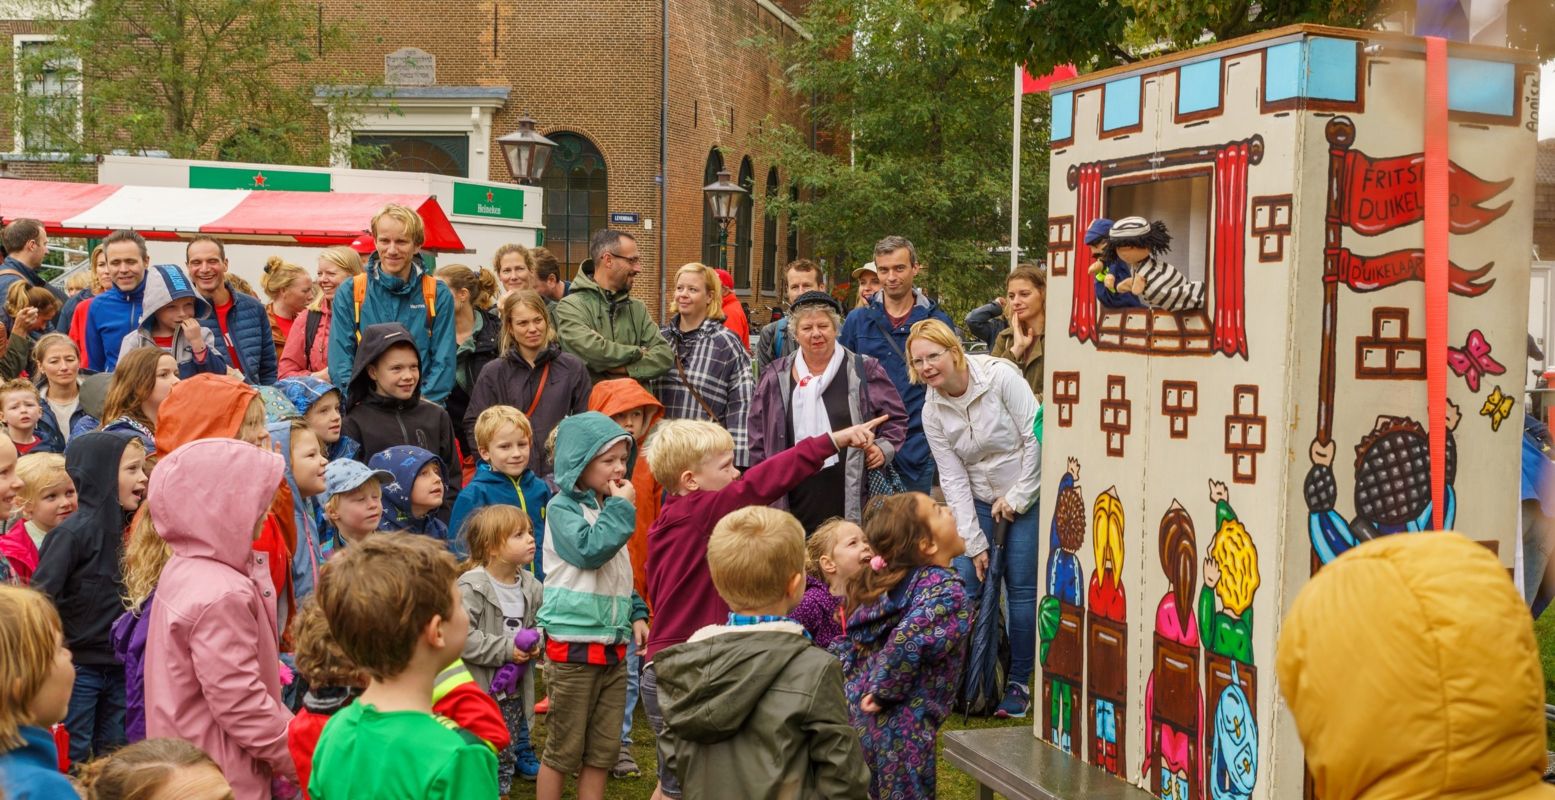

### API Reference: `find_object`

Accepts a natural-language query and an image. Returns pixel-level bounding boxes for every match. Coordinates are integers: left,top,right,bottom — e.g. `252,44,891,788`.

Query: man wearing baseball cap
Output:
713,267,750,351
1084,218,1143,309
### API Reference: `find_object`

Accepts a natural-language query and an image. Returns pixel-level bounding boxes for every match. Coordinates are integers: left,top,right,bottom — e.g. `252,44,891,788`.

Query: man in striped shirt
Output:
1108,216,1205,312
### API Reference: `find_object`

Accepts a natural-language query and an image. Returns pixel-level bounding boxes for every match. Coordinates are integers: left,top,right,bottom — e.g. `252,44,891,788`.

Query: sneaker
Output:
612,746,641,779
516,751,541,781
534,695,550,715
994,682,1031,719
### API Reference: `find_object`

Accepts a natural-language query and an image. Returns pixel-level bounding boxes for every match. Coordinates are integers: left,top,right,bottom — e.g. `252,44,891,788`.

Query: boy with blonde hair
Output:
639,415,883,798
310,533,499,799
449,405,551,577
319,459,391,555
0,379,44,455
654,507,869,798
0,453,74,584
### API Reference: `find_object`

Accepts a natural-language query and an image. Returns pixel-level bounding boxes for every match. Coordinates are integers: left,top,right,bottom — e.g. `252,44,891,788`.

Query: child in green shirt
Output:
309,533,499,799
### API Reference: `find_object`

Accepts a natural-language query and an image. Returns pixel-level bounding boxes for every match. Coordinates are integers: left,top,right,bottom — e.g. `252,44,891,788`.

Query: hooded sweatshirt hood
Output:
588,378,664,441
550,412,634,501
268,420,325,600
138,265,212,334
370,445,443,525
151,439,283,570
655,622,815,743
274,375,338,416
1277,532,1555,800
346,322,421,411
154,374,257,458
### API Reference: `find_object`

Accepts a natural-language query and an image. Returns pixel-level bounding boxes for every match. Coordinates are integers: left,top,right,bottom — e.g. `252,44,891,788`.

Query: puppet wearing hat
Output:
1084,219,1145,309
1108,216,1204,312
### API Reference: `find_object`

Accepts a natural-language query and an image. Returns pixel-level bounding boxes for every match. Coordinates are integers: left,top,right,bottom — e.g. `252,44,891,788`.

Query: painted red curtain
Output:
1070,164,1102,342
1213,143,1250,357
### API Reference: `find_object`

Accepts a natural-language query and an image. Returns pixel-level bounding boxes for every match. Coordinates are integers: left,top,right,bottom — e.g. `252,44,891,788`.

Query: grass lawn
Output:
504,704,1031,799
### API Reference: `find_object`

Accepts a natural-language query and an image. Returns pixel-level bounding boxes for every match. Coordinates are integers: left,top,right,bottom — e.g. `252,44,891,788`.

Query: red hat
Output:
348,230,375,255
715,268,735,290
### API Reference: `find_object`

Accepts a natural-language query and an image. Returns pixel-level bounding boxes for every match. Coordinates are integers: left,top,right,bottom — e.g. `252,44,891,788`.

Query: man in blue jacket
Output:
187,236,277,385
83,229,151,371
839,235,955,493
327,204,456,405
0,219,67,326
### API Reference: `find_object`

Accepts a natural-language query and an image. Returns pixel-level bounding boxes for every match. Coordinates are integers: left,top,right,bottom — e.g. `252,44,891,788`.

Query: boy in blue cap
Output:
319,458,394,557
277,376,360,461
1084,218,1144,309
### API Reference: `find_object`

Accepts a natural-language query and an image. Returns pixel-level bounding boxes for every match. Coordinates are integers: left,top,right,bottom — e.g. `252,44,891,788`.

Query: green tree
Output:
751,0,1050,318
4,0,382,168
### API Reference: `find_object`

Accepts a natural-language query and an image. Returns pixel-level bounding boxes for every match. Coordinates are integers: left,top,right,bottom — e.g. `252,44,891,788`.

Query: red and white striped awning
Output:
0,179,466,251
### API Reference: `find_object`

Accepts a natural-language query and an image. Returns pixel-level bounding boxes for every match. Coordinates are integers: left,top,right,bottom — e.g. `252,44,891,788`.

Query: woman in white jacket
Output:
908,319,1041,719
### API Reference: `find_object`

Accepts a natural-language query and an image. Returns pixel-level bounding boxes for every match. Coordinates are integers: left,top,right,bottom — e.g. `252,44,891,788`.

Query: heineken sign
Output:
189,165,330,192
452,182,527,221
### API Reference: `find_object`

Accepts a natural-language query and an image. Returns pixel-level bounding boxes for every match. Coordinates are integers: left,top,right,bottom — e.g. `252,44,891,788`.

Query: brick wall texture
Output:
0,1,813,320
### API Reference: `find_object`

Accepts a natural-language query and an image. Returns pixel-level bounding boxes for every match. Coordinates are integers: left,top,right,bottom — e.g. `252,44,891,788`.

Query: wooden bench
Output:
942,727,1153,800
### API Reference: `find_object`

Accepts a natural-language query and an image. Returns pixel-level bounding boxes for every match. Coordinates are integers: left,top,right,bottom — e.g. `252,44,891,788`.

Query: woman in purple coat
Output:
748,291,907,532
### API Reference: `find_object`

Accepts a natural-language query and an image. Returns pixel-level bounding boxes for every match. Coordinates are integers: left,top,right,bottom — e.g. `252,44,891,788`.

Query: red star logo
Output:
252,172,267,188
485,190,494,202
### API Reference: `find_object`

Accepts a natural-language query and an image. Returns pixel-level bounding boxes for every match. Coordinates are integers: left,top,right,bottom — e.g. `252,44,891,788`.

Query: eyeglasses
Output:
607,251,642,267
910,350,950,370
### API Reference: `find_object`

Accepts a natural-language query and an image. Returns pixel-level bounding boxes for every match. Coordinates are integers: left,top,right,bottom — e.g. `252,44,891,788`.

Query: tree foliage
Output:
4,0,381,167
751,0,1049,318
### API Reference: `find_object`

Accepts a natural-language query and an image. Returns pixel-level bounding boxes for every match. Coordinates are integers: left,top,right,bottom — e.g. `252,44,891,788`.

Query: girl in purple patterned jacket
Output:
839,493,973,799
791,518,871,650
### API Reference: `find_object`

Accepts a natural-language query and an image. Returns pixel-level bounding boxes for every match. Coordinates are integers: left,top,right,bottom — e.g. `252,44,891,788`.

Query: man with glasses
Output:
554,229,673,384
839,235,956,493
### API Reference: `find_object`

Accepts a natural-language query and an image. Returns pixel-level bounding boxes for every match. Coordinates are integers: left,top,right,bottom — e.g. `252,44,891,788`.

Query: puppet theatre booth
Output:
1036,24,1539,800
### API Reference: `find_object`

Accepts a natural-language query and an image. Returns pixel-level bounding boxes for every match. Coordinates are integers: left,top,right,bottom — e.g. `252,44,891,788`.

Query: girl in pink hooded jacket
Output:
143,438,298,800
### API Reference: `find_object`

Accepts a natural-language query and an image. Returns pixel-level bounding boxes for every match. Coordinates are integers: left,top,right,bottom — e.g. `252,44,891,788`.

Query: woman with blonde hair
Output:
908,317,1042,718
493,243,536,296
279,245,362,380
652,262,754,465
464,290,590,478
260,256,314,362
436,263,502,460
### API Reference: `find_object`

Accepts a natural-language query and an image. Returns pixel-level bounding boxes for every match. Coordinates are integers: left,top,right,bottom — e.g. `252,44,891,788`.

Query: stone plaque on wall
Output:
384,47,436,86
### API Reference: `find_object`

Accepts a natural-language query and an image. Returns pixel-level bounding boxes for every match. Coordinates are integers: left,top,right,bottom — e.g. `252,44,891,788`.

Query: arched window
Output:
761,167,779,293
539,132,607,279
733,157,754,290
786,185,800,264
701,149,725,270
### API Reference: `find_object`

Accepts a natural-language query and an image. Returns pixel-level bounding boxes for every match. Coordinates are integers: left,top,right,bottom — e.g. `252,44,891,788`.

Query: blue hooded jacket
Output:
839,289,955,489
198,281,276,386
371,445,452,549
269,420,326,603
274,375,359,461
119,265,228,379
84,269,149,371
326,252,457,405
449,462,551,578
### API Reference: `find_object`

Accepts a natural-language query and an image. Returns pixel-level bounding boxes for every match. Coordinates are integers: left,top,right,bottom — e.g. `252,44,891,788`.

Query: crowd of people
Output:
0,208,1058,800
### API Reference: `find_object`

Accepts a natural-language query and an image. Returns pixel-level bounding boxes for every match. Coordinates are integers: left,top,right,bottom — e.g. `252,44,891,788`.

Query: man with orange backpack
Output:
326,204,457,405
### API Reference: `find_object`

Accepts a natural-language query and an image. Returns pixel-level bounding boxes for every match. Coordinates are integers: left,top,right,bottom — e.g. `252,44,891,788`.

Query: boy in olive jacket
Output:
654,507,868,799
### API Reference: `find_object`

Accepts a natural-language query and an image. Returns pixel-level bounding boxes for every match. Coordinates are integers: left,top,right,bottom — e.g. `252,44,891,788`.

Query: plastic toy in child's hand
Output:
489,628,542,696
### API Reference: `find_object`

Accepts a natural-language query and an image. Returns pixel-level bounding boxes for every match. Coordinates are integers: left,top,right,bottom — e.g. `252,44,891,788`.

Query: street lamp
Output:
496,114,557,184
701,168,747,271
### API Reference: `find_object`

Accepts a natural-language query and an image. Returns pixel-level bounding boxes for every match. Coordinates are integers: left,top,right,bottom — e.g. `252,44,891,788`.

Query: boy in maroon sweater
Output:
640,415,884,798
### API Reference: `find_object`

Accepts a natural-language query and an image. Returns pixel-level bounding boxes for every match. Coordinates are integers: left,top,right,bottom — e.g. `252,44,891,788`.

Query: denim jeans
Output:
953,497,1040,686
620,637,639,745
63,663,126,765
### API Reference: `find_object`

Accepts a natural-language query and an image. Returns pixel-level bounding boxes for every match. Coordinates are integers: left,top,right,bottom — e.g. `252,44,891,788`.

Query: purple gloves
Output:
489,628,542,697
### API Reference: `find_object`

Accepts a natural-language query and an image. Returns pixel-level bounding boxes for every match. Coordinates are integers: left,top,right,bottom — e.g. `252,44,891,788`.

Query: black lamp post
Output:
701,168,747,271
496,114,557,184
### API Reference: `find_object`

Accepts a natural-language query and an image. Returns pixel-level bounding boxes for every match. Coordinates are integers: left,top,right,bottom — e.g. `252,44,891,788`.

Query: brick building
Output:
0,0,815,318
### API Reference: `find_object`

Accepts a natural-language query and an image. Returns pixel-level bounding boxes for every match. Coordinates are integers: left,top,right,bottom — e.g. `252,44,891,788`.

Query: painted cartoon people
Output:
1040,457,1086,753
1144,502,1202,800
1210,665,1258,800
1087,486,1127,774
1201,480,1258,664
1107,216,1205,312
1305,400,1460,567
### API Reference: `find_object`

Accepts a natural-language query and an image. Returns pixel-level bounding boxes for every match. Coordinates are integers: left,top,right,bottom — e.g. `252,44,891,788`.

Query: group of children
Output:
0,240,988,800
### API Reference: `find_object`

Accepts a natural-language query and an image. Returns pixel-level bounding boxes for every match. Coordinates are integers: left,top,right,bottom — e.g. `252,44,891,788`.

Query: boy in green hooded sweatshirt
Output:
534,411,650,800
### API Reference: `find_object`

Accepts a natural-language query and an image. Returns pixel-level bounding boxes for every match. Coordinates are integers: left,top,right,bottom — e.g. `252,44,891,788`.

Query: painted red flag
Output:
1023,64,1077,93
1325,247,1495,296
1339,150,1512,235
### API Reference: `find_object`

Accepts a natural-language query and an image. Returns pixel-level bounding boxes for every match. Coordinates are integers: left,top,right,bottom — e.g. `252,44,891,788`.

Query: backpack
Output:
302,309,323,359
351,272,438,342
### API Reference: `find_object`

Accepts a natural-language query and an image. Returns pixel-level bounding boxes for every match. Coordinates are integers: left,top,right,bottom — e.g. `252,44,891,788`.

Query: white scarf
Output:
792,346,847,468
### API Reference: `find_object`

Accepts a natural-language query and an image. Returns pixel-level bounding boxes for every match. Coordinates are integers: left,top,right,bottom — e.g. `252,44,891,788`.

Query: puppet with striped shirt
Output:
1107,216,1205,312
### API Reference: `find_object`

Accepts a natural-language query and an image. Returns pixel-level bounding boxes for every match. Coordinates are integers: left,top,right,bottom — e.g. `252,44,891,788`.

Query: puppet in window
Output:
1304,401,1460,567
1085,218,1144,309
1107,216,1205,312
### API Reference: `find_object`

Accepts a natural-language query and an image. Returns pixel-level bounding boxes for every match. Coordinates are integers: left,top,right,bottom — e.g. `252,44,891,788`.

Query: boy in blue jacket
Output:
117,265,228,378
371,445,451,549
449,405,551,578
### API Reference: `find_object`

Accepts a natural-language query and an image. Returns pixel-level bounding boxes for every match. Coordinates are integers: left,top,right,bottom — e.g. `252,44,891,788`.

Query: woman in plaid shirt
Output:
652,263,753,467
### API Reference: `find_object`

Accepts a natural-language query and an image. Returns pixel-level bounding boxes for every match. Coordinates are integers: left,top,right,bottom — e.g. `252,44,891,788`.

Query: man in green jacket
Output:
554,230,673,384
